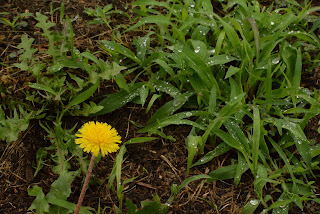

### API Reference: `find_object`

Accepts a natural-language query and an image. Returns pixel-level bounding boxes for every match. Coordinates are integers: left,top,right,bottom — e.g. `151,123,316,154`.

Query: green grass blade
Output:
247,18,260,61
268,137,296,181
212,15,241,55
172,174,212,194
292,47,301,89
208,85,217,113
252,107,260,177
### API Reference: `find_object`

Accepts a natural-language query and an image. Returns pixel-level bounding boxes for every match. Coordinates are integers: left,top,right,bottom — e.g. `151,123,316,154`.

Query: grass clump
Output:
1,0,320,213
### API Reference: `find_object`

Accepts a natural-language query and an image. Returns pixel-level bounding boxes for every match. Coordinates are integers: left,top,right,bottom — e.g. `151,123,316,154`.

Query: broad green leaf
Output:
190,40,207,59
206,55,237,66
132,0,171,9
107,145,127,190
47,60,86,73
182,44,220,94
224,119,250,154
136,35,151,62
125,15,171,33
225,65,240,79
146,94,161,113
234,153,249,186
29,83,57,96
273,118,311,166
153,59,175,77
254,164,268,198
140,119,204,134
46,171,79,200
146,91,193,125
208,165,237,181
152,80,181,98
139,85,149,107
202,93,246,146
192,143,232,167
172,174,212,194
66,80,100,111
212,15,241,55
270,200,291,213
311,144,320,158
242,199,260,214
215,30,225,56
47,197,93,214
100,40,141,63
124,137,157,146
94,82,144,115
126,198,138,214
137,200,166,214
212,128,250,168
186,135,201,174
28,185,50,213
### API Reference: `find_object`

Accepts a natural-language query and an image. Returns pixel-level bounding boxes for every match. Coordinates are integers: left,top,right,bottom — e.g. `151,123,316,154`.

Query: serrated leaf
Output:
71,102,103,117
34,148,47,177
28,185,50,213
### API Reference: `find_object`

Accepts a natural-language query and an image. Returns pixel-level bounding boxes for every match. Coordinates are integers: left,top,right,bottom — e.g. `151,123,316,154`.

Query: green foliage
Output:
92,0,320,212
3,0,320,213
0,12,33,29
0,106,36,143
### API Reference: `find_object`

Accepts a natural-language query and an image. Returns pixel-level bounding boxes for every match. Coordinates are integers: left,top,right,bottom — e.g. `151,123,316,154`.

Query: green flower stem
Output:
74,154,96,214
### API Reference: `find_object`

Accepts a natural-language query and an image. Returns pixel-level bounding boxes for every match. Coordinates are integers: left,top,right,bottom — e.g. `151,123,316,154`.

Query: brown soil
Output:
1,0,320,214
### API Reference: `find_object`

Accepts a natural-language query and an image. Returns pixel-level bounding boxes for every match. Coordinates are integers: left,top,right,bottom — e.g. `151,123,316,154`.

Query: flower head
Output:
75,121,121,157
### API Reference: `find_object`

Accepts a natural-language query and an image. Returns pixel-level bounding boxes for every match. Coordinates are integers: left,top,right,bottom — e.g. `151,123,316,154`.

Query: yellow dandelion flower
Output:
75,121,121,157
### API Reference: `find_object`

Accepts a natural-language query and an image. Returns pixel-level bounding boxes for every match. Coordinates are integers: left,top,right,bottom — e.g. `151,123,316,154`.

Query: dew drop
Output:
186,112,192,117
250,199,259,206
